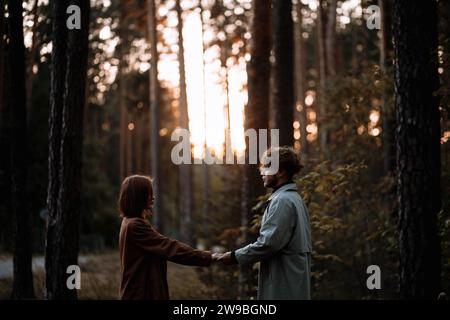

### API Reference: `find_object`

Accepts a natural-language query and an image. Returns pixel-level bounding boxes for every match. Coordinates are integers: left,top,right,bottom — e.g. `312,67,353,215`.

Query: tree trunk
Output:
316,0,327,151
148,0,163,231
325,0,337,76
0,1,5,114
271,0,294,147
379,0,395,174
0,0,11,252
393,0,441,299
294,0,308,155
45,0,90,300
176,0,193,245
26,0,39,126
239,0,271,299
198,3,209,232
119,7,127,181
7,0,35,299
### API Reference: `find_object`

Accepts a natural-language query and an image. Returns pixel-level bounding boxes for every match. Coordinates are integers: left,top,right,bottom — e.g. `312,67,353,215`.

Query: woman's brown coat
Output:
119,217,211,299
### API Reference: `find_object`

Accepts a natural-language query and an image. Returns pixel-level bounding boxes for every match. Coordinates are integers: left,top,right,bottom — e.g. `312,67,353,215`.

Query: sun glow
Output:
182,10,246,159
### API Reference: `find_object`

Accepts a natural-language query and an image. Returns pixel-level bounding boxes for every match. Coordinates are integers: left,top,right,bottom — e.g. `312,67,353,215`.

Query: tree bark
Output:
325,0,337,76
176,0,193,245
271,0,294,147
26,0,39,125
0,1,5,114
393,0,441,299
148,0,163,231
240,0,271,299
45,0,90,300
7,0,35,299
119,5,127,181
316,0,327,150
294,0,308,154
379,0,395,174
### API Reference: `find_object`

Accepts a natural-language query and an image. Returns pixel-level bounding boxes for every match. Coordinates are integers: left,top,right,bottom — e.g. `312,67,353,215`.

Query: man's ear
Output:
276,169,287,180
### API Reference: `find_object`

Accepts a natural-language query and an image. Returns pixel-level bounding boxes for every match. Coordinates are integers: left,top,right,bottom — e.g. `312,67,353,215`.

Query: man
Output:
216,146,312,300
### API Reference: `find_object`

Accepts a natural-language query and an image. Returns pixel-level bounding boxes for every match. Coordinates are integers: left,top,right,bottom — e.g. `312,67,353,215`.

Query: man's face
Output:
260,167,279,188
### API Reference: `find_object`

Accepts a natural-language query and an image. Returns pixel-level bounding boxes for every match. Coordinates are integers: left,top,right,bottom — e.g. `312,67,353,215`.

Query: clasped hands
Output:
211,252,235,265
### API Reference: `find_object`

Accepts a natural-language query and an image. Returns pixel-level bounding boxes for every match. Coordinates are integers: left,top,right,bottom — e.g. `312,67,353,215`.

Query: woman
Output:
118,175,212,300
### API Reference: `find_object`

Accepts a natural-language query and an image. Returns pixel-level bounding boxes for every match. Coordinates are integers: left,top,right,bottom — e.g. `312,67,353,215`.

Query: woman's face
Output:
144,193,154,217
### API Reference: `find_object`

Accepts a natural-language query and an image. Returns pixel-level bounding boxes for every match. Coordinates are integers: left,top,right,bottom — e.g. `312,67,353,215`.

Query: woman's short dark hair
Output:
261,146,303,179
118,175,153,218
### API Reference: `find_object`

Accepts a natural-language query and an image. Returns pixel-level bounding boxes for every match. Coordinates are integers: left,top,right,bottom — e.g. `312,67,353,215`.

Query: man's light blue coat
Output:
235,183,312,300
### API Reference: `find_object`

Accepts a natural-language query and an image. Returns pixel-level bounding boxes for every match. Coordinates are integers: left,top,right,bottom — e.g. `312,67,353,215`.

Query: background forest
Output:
0,0,449,300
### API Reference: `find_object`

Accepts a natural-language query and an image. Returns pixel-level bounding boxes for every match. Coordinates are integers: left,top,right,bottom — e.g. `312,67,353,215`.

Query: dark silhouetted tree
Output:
271,0,294,147
393,0,441,299
7,0,35,300
45,0,90,300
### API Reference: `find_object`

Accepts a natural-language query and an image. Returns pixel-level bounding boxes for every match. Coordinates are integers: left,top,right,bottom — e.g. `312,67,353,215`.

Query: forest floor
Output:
0,251,215,299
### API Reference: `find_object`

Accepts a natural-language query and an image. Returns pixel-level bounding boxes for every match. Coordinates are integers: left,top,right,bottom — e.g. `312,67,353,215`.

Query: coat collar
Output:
268,182,298,201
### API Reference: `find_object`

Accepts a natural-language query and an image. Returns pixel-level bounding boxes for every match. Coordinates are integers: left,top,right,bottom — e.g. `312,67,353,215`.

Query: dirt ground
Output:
0,251,217,299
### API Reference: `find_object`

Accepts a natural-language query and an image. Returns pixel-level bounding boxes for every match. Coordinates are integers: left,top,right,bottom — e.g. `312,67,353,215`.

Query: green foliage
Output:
249,161,398,299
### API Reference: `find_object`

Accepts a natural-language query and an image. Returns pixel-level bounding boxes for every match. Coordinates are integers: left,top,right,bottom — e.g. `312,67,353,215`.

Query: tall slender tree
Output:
0,1,5,113
294,0,308,154
26,0,40,125
271,0,294,147
148,0,163,231
379,0,395,174
325,0,337,76
176,0,193,245
119,2,128,181
393,0,441,299
7,0,35,299
240,0,271,299
316,0,327,150
46,0,90,299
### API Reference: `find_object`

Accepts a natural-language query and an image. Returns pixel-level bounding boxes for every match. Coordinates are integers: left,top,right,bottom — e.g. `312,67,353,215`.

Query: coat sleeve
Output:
234,197,295,265
129,220,212,266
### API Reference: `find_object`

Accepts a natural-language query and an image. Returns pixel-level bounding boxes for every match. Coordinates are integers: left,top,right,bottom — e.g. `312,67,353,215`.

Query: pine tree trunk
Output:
176,0,193,245
119,6,127,181
240,0,271,299
26,0,39,126
271,0,294,147
325,0,337,76
148,0,163,231
7,0,35,299
316,0,327,151
45,0,90,300
0,1,5,114
379,0,395,174
294,1,308,154
393,0,441,299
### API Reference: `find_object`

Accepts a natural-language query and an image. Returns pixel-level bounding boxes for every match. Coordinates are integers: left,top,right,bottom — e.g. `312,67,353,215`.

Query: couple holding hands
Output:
118,147,312,300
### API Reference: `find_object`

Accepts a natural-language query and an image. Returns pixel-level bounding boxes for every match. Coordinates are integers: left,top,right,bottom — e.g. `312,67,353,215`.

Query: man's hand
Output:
217,251,235,265
211,252,222,263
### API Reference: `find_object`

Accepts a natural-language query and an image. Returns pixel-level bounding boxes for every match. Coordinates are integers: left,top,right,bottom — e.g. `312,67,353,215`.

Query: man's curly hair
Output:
261,146,303,179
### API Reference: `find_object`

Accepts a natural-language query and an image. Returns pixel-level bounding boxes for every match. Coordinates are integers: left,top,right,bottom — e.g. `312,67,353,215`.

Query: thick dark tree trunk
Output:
148,0,163,231
0,1,11,252
393,0,441,299
379,0,395,174
45,0,90,300
7,0,35,300
176,0,193,245
240,0,271,299
271,0,294,147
